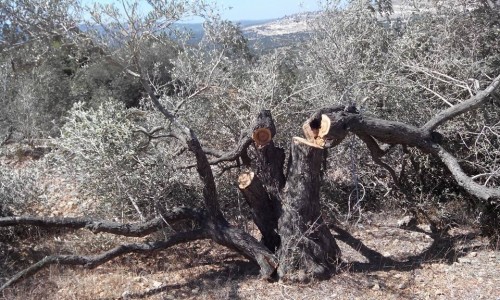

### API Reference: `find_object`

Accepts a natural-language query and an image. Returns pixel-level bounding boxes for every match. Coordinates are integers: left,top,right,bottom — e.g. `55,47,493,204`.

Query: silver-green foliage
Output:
0,165,40,217
50,100,193,219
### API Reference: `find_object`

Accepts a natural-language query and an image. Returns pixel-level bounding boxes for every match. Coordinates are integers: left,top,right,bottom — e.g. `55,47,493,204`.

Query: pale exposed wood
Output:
302,119,319,141
318,114,331,138
238,171,255,189
252,128,272,147
293,136,324,149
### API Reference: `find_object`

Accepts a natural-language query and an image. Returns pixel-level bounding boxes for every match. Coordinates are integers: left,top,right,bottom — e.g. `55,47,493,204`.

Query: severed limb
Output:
0,207,203,237
238,171,281,252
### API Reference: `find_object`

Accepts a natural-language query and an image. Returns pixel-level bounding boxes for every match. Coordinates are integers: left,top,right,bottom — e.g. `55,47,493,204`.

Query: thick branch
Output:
0,230,207,292
238,171,281,252
423,74,500,132
135,60,223,221
209,223,278,279
0,207,202,237
314,103,500,204
356,132,400,185
430,145,500,202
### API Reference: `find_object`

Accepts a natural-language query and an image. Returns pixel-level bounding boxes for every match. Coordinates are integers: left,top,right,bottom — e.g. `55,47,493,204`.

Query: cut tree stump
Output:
277,137,341,281
238,171,281,252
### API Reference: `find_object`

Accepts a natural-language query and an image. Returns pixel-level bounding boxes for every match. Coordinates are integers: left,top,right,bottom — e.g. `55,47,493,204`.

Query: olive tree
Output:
1,0,500,292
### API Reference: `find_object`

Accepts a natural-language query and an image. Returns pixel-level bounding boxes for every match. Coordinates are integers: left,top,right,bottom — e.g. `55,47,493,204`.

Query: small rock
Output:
372,283,380,291
469,252,478,257
397,215,416,228
417,224,432,232
397,283,407,289
191,288,199,294
435,290,445,296
458,257,471,264
297,270,308,283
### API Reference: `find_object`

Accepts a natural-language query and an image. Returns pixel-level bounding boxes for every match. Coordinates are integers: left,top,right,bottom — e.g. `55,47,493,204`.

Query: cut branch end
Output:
238,171,255,189
302,114,331,147
292,137,324,149
252,128,273,147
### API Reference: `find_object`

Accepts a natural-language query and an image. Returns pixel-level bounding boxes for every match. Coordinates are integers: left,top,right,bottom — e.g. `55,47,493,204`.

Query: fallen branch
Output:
311,75,500,203
0,207,202,237
0,229,207,292
431,145,500,202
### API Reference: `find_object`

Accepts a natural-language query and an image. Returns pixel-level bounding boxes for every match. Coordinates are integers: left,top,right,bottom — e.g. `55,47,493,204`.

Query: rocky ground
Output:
1,213,498,300
1,145,499,299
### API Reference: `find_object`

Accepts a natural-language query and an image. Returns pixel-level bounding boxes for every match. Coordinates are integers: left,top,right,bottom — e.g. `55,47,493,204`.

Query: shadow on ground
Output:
331,224,482,273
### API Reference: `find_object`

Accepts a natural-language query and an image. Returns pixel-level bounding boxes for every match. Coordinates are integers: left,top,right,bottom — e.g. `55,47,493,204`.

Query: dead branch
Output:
1,125,13,146
0,229,207,292
430,145,500,202
312,75,500,203
356,132,400,185
0,207,202,237
423,74,500,132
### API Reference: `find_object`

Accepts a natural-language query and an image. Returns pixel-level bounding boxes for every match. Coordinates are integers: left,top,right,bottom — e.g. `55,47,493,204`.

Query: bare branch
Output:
178,132,253,168
0,207,202,237
356,132,400,185
0,230,207,292
430,145,500,202
423,74,500,132
316,105,500,204
1,126,14,146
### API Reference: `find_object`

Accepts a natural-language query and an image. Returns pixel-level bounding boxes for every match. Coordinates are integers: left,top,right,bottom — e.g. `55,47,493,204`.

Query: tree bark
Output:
238,110,285,252
277,137,341,281
239,171,281,252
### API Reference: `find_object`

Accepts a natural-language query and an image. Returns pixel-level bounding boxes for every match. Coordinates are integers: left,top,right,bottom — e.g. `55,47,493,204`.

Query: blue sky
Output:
81,0,322,22
216,0,321,21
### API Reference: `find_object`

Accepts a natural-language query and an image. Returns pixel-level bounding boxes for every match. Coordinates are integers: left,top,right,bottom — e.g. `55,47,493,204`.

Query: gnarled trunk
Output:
277,137,341,281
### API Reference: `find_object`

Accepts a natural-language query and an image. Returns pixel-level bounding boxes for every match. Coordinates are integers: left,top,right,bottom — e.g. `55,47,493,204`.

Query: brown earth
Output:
1,213,499,300
1,147,499,300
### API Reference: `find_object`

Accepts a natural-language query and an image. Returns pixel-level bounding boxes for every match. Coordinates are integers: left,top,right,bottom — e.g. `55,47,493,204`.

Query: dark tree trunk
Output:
238,171,281,252
277,137,341,281
3,75,499,289
237,110,286,252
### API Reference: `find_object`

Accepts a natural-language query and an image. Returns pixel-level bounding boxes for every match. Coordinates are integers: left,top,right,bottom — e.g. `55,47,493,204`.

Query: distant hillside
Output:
242,12,317,37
